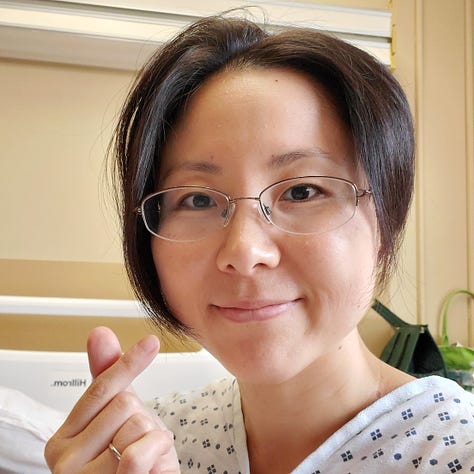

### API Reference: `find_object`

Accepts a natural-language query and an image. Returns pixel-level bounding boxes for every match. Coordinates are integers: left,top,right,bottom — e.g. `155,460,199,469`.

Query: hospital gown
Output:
152,376,474,473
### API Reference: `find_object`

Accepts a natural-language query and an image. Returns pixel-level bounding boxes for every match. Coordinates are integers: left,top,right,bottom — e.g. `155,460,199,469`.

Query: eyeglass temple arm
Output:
356,188,372,198
355,188,372,206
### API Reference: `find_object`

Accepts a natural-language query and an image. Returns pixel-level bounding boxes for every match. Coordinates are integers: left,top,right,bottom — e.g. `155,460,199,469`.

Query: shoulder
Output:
377,376,474,433
392,375,474,414
372,376,474,468
308,377,474,472
398,377,474,466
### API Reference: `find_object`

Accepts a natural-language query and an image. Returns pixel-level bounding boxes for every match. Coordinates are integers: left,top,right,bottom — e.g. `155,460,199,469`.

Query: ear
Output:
87,326,123,379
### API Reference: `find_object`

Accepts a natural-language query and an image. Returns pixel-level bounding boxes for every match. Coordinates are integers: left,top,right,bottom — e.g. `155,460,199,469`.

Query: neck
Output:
238,331,412,474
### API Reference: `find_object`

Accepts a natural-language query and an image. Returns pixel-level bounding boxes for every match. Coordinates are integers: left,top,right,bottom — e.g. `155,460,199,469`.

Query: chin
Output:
207,341,315,387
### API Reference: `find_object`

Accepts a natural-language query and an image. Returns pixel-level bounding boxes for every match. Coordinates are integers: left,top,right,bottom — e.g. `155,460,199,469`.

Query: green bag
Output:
438,289,474,371
372,300,448,378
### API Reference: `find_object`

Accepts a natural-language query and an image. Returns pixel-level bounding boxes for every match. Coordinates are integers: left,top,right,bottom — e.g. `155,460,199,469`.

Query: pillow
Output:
0,386,65,474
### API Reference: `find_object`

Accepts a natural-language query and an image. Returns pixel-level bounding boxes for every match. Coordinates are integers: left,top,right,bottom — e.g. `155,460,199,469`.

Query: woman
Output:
45,15,474,474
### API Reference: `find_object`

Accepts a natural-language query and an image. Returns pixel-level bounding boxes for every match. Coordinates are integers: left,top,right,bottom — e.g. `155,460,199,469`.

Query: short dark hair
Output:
111,15,415,335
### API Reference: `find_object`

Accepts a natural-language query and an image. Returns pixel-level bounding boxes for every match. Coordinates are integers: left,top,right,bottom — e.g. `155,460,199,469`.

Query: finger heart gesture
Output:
44,327,180,474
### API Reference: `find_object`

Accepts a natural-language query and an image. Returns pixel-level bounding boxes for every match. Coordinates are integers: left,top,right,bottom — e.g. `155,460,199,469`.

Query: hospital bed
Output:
0,295,230,473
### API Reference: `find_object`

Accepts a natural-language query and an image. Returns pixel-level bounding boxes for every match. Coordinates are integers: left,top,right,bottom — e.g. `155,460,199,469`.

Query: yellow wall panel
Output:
391,0,474,346
0,59,132,263
1,0,473,354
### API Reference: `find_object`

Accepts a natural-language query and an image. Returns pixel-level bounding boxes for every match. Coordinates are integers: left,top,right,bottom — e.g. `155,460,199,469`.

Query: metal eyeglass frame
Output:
134,175,372,241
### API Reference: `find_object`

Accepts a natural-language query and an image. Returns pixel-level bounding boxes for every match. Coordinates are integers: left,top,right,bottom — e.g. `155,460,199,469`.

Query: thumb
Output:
87,326,123,378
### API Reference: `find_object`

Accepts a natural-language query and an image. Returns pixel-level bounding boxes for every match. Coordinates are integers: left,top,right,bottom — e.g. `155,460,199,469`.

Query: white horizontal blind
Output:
0,0,391,70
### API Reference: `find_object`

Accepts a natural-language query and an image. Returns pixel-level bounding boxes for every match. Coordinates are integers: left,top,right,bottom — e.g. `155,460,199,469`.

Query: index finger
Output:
60,334,160,438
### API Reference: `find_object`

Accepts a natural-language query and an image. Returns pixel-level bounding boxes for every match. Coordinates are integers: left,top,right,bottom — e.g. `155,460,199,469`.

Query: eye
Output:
280,184,323,202
179,192,216,209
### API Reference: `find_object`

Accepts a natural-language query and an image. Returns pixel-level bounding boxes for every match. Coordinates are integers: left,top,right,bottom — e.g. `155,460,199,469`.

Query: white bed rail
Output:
0,348,230,411
0,295,147,318
0,296,232,410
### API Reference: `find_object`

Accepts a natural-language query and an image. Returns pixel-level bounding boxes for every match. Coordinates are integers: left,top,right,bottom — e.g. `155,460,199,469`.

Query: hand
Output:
45,327,180,473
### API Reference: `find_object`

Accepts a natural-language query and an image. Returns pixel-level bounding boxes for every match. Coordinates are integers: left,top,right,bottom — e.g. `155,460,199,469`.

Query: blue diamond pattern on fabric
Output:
444,435,456,446
434,392,445,403
370,429,383,440
448,459,462,473
341,450,353,462
438,412,451,421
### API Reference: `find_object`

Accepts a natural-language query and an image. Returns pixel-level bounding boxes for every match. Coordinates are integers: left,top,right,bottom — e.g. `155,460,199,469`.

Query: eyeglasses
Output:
136,176,372,242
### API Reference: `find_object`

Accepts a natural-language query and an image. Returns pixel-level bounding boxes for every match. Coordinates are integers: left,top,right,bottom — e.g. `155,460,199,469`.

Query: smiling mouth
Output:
211,300,299,323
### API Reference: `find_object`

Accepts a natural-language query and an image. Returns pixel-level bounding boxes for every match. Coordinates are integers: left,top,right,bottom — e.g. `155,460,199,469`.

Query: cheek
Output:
151,239,210,321
300,212,378,301
305,233,377,339
338,212,379,300
152,239,180,303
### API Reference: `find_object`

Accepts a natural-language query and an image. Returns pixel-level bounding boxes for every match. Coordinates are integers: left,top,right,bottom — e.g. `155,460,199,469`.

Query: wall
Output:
388,0,474,347
1,0,472,354
0,59,160,351
0,59,199,351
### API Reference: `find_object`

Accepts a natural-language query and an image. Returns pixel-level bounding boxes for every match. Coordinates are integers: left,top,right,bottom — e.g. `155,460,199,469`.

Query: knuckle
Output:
114,390,141,411
44,442,75,474
86,377,110,402
44,436,57,463
50,459,72,474
119,351,137,374
128,412,156,432
118,430,174,471
153,429,175,452
44,436,65,468
120,446,142,470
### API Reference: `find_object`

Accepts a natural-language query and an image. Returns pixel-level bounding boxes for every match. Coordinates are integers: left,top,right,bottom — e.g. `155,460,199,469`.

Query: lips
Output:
211,299,299,323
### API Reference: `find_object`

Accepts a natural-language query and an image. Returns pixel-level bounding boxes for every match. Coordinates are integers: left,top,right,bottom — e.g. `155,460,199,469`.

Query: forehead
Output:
175,66,343,129
159,66,356,183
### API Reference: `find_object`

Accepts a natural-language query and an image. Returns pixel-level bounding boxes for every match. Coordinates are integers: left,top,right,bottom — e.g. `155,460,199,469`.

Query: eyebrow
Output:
269,147,331,168
162,160,222,180
162,147,331,180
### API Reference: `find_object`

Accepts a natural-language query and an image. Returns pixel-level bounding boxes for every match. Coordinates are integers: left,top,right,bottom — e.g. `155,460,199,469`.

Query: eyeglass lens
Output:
141,177,358,241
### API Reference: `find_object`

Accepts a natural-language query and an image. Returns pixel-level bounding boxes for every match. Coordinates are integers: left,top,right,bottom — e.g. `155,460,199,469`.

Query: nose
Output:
216,200,281,275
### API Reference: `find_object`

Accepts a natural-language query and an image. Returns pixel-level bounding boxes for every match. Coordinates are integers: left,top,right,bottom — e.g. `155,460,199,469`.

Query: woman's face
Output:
152,67,379,384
